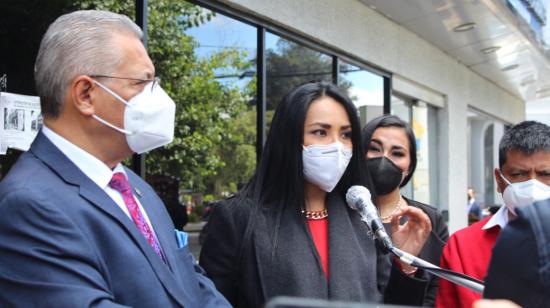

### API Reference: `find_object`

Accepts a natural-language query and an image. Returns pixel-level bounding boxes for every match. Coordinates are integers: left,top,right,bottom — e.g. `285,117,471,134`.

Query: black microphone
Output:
346,185,393,251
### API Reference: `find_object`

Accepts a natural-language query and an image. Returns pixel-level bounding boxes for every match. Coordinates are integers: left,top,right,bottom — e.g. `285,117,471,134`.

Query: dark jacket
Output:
406,198,449,306
200,192,428,308
484,198,550,307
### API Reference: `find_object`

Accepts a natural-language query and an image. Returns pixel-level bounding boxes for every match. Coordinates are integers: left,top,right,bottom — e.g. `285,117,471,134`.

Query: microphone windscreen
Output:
346,185,371,210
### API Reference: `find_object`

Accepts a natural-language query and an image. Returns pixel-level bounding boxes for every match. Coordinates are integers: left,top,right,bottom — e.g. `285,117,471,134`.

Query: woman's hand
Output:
390,205,432,257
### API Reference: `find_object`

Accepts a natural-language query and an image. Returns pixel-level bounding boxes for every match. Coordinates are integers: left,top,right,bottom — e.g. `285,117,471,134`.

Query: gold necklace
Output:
301,209,328,220
381,196,402,221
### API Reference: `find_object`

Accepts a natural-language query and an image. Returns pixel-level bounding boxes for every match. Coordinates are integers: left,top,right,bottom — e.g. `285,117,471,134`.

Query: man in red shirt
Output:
436,121,550,308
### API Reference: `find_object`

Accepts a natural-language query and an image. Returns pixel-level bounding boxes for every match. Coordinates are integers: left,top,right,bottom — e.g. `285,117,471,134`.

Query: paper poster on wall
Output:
0,92,41,155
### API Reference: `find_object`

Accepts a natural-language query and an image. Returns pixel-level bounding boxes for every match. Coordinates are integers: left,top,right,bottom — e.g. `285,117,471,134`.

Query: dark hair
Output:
242,81,370,210
361,114,417,187
499,121,550,168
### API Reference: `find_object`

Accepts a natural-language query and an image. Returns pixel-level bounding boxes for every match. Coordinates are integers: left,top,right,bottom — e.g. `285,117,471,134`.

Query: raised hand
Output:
390,205,432,257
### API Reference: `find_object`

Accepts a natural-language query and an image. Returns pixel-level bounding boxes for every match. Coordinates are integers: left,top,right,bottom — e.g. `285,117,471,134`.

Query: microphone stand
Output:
368,221,485,294
345,186,485,295
389,246,485,294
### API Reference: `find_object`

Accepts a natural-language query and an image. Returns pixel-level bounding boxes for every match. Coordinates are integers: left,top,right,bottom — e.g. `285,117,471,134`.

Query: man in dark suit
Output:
0,10,229,307
483,198,550,307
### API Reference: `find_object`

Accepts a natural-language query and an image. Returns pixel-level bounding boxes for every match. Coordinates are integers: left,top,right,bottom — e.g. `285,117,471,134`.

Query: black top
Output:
200,192,429,308
484,199,550,307
383,197,449,307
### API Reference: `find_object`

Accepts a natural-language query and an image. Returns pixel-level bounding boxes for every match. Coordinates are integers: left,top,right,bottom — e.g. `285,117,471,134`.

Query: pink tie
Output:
109,172,166,262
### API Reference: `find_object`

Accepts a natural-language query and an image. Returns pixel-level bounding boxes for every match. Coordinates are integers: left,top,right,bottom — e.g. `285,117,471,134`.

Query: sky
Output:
185,12,384,105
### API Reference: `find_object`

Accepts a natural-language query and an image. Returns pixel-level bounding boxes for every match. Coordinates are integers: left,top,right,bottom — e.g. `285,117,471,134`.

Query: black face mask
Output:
366,156,404,195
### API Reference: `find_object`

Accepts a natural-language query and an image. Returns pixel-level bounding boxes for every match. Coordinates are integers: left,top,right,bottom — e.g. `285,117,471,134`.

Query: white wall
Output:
527,100,550,125
220,0,525,233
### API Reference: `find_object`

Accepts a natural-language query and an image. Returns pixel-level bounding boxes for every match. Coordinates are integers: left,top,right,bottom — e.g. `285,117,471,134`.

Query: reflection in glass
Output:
265,33,332,130
339,61,384,127
412,102,430,204
391,97,439,205
144,2,257,215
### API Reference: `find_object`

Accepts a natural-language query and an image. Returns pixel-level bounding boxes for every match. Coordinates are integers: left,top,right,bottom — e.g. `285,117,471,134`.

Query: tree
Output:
265,39,353,116
209,106,257,195
76,0,256,195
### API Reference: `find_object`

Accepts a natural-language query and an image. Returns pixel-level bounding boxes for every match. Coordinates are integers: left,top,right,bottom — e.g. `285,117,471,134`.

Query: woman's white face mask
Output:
302,142,353,192
93,79,176,154
500,172,550,215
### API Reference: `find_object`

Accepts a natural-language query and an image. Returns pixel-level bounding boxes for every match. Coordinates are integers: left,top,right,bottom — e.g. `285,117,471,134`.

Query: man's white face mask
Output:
93,79,176,154
500,172,550,215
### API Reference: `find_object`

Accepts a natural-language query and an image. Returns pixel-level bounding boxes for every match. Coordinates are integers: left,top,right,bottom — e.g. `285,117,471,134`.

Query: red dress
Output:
307,218,329,279
436,216,501,308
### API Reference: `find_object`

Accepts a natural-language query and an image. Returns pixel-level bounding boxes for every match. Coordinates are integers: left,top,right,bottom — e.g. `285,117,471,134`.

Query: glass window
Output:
265,33,332,130
427,105,440,208
339,61,384,127
391,95,413,197
391,97,439,207
411,102,431,205
144,3,257,225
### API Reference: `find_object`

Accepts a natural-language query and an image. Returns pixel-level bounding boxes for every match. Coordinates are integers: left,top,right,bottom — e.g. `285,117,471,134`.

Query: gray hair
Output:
34,10,143,118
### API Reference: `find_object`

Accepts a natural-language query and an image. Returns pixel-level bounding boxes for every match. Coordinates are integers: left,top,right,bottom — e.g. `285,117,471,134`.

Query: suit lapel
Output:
127,173,195,306
30,132,187,307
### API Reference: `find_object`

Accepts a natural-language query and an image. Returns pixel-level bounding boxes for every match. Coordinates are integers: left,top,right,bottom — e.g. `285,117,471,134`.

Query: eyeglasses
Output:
90,75,160,92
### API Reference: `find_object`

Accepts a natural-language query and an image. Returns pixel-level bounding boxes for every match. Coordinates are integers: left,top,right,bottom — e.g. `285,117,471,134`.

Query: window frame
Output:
133,0,393,174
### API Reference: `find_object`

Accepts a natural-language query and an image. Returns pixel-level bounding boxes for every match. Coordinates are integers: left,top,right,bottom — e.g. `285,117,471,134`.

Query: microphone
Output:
345,185,393,251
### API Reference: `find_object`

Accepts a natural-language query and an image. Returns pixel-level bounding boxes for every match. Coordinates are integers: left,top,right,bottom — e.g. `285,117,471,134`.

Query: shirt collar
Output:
482,204,510,230
41,125,125,189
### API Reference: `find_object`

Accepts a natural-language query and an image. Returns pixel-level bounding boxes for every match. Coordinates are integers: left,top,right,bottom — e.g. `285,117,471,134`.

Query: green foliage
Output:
193,204,205,216
208,107,257,195
75,0,256,196
187,212,199,223
265,39,353,111
266,40,332,110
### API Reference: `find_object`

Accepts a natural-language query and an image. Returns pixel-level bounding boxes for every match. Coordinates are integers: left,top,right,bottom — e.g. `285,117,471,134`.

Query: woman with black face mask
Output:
362,114,449,307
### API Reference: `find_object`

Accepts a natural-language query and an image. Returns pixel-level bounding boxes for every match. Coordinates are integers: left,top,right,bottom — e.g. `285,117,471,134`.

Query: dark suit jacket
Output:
0,132,229,307
484,199,550,307
200,193,428,308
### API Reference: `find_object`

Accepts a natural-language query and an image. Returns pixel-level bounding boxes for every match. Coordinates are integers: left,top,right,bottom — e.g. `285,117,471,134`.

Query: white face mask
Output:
93,80,176,154
302,142,353,192
500,173,550,215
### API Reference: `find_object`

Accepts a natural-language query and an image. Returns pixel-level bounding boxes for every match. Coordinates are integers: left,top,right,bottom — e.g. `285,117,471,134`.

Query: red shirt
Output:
436,216,501,308
307,218,329,279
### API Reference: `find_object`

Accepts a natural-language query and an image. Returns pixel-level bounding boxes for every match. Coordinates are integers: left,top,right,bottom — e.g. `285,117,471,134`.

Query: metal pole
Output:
132,0,148,178
256,27,266,163
332,56,339,85
383,76,392,114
